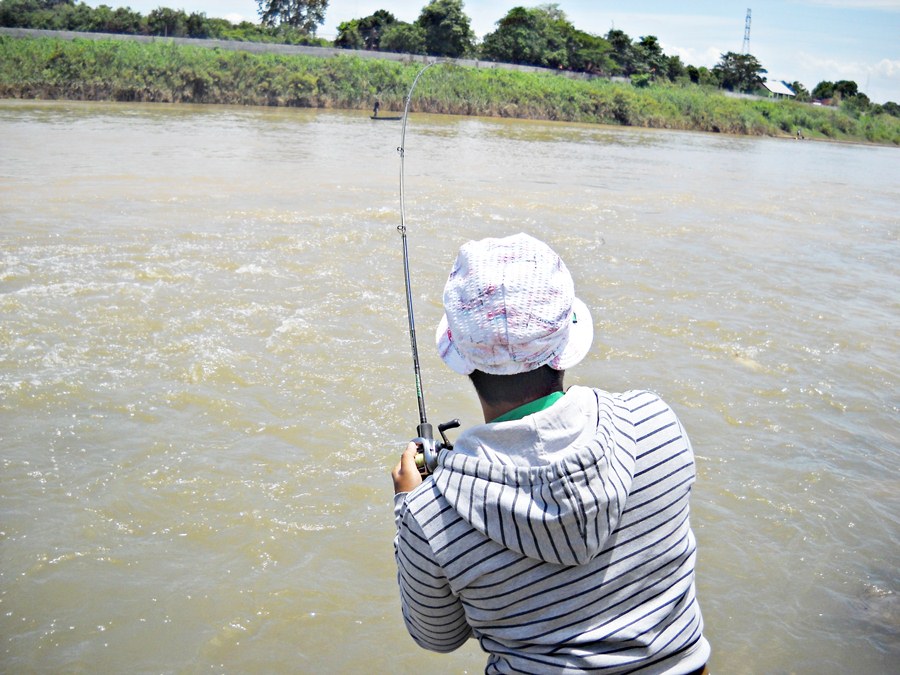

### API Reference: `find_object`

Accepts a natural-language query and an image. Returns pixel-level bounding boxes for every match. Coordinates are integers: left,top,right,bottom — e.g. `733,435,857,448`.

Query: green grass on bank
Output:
2,35,898,145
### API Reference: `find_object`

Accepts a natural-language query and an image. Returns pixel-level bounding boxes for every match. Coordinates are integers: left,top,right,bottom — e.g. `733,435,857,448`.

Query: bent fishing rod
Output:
397,61,459,476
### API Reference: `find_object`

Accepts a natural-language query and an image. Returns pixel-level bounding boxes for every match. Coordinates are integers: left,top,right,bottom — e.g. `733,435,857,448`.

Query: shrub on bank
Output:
1,35,897,145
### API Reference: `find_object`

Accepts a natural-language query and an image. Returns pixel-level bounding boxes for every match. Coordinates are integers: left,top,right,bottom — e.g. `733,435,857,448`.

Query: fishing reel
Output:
413,419,460,477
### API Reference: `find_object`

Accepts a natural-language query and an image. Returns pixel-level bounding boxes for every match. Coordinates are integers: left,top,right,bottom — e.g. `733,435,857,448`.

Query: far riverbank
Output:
1,31,897,146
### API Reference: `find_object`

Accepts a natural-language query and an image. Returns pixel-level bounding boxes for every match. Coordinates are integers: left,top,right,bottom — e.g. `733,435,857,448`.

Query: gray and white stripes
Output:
394,387,709,673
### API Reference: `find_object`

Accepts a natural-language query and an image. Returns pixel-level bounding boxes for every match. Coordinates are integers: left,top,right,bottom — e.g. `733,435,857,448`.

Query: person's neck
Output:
479,387,562,424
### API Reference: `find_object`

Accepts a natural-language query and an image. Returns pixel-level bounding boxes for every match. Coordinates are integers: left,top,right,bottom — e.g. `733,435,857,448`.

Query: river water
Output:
1,100,897,673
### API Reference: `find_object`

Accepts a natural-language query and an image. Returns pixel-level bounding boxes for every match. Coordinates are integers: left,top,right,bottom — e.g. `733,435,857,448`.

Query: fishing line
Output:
396,60,458,475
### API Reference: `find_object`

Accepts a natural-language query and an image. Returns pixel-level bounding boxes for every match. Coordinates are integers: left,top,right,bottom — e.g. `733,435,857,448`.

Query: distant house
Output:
763,80,796,99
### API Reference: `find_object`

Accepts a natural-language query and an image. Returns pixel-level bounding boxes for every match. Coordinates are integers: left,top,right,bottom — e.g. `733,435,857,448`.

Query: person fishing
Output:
391,233,710,673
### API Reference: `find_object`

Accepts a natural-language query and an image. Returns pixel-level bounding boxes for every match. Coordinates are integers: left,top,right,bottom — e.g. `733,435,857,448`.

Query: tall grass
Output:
2,35,898,145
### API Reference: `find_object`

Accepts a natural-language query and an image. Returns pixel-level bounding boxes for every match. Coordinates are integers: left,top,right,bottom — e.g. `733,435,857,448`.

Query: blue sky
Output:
88,1,900,102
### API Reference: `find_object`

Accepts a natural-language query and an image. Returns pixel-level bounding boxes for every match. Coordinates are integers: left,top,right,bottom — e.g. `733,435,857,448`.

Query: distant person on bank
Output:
391,233,710,673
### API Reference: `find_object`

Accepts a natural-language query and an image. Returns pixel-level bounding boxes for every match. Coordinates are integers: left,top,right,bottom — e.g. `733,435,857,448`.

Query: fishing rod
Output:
397,60,459,476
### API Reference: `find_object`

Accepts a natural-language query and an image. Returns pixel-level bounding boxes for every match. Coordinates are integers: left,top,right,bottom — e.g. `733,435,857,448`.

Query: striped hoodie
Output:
393,386,710,673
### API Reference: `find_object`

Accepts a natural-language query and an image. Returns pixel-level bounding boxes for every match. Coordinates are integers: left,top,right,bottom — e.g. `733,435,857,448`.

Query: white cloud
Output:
799,52,900,79
665,45,726,69
874,58,900,76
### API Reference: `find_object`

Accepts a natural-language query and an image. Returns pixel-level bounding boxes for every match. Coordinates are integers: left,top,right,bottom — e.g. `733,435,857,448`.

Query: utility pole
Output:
742,8,752,54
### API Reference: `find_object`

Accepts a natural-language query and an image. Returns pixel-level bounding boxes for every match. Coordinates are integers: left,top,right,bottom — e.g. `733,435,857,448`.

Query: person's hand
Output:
392,441,424,495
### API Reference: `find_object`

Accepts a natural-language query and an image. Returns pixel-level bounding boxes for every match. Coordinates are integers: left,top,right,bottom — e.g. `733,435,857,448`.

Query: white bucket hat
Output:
436,233,593,375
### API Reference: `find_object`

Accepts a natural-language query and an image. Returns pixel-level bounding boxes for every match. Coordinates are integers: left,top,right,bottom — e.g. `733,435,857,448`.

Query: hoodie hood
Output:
432,386,637,566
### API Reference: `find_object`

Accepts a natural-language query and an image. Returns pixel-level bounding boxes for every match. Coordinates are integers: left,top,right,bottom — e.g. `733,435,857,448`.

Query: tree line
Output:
0,0,328,45
2,0,896,117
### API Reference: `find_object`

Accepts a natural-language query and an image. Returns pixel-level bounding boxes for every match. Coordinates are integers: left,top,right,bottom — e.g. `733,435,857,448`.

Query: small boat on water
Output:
371,115,402,121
